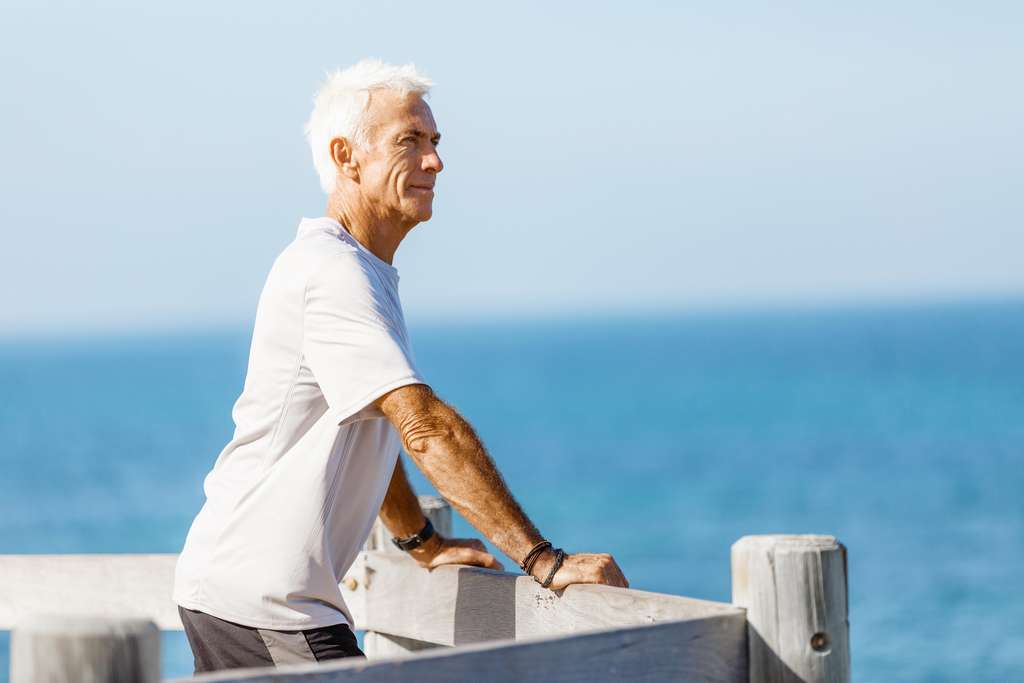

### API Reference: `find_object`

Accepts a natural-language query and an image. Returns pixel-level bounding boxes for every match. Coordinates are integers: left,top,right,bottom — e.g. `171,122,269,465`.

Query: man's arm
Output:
375,383,628,590
378,456,503,571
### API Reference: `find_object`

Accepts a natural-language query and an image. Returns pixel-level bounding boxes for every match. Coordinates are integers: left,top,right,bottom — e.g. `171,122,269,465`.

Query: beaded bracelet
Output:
520,540,551,574
540,548,565,589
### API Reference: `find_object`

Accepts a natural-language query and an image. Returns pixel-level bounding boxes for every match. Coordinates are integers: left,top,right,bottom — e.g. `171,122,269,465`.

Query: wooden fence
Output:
1,497,849,682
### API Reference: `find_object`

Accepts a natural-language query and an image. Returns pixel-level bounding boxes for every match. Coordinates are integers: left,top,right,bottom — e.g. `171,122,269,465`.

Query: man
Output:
173,59,628,673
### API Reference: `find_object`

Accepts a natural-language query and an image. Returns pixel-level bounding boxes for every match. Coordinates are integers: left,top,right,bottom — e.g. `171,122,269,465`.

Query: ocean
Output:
1,300,1021,681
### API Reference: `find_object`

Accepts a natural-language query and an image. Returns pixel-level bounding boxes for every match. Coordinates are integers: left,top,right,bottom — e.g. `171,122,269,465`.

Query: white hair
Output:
305,58,434,194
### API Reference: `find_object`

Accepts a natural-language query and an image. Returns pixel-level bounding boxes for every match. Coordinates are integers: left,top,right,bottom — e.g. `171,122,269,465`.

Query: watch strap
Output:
391,518,435,552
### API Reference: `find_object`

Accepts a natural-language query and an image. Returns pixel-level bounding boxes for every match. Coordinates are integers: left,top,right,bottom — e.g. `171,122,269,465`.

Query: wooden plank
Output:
362,632,440,659
731,535,850,683
0,554,182,631
175,615,748,683
11,615,160,683
0,552,399,634
0,496,447,633
355,551,745,647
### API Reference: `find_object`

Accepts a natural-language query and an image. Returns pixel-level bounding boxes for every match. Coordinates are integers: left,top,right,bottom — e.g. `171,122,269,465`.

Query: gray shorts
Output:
178,606,365,673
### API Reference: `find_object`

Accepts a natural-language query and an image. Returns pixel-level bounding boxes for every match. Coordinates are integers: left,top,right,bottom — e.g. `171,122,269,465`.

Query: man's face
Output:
354,90,443,224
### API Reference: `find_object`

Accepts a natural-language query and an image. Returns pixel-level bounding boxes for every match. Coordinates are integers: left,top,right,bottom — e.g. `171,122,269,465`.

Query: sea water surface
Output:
0,300,1021,681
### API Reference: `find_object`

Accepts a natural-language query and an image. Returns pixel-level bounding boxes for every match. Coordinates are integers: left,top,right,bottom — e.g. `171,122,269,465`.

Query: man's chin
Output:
406,205,433,223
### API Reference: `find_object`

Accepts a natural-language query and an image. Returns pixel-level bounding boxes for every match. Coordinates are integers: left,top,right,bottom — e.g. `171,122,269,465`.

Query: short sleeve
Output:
302,253,426,424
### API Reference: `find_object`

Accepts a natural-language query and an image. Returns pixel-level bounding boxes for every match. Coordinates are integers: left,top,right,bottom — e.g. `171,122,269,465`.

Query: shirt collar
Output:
297,216,400,280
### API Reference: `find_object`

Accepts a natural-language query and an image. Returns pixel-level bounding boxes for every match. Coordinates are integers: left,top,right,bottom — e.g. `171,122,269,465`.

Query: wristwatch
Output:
391,518,435,552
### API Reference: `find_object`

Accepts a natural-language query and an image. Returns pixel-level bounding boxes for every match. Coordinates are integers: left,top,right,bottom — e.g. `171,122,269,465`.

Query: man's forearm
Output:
378,456,430,539
377,384,627,589
382,389,543,565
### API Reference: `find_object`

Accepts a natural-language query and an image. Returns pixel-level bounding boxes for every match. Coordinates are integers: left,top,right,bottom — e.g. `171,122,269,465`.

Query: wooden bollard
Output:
11,615,160,683
362,495,453,659
731,535,850,683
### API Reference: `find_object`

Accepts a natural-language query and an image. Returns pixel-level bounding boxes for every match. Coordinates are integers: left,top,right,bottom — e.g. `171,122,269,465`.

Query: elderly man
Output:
173,59,627,673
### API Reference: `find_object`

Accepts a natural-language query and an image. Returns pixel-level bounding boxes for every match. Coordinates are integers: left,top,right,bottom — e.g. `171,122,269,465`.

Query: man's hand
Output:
407,533,504,571
530,549,629,591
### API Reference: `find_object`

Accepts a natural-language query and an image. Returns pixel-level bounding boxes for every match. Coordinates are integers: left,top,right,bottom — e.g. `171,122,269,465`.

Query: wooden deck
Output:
1,498,850,682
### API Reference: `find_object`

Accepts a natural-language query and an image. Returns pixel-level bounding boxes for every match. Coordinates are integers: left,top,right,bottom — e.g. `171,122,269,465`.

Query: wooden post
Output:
10,615,159,683
731,535,850,683
362,495,453,659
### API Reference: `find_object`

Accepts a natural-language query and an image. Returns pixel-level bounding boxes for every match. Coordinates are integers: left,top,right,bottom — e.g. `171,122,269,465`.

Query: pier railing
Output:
0,497,850,682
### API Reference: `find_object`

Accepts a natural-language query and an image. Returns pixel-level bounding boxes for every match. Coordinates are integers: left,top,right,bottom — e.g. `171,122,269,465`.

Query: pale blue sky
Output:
1,1,1021,336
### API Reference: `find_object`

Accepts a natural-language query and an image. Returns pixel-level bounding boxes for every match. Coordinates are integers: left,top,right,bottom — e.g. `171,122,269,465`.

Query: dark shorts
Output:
178,606,365,673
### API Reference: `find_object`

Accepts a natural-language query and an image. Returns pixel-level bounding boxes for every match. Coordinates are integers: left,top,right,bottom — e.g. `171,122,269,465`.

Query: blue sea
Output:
1,300,1021,681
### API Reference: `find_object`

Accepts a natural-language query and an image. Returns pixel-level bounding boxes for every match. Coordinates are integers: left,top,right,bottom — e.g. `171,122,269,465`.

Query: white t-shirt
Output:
173,216,426,630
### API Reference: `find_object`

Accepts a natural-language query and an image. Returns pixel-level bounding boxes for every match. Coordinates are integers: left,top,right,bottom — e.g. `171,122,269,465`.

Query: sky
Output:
1,1,1021,337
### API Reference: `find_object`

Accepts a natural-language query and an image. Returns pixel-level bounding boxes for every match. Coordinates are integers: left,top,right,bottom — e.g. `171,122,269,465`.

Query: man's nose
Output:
423,150,443,174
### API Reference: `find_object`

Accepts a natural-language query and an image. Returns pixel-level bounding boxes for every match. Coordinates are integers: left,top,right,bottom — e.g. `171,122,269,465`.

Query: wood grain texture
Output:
0,554,181,630
731,535,850,683
175,615,747,683
354,551,745,647
10,615,160,683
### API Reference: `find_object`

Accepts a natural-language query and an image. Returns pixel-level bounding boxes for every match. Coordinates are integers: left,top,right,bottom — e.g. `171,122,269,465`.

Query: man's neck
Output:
326,192,411,266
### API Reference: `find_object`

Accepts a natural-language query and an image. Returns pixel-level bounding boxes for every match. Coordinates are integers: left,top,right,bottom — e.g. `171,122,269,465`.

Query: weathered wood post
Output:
10,615,160,683
731,535,850,683
361,494,453,659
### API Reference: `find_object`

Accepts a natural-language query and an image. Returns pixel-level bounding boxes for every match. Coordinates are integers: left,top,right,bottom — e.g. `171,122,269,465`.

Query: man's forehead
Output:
365,90,438,135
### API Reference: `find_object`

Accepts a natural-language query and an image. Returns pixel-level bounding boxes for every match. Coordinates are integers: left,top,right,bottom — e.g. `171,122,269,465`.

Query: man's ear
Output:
331,137,359,182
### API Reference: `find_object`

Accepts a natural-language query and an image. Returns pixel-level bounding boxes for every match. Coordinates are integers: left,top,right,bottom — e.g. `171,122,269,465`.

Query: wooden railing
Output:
1,498,850,682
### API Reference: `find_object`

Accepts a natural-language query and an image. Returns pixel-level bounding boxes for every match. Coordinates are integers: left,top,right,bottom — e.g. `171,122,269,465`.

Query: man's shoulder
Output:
274,226,366,286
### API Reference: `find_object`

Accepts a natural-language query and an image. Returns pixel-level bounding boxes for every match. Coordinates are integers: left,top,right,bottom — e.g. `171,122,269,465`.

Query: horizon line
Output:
2,290,1023,346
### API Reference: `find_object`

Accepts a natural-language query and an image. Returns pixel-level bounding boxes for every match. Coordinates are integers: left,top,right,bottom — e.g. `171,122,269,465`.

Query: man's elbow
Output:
377,384,465,464
401,412,456,459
